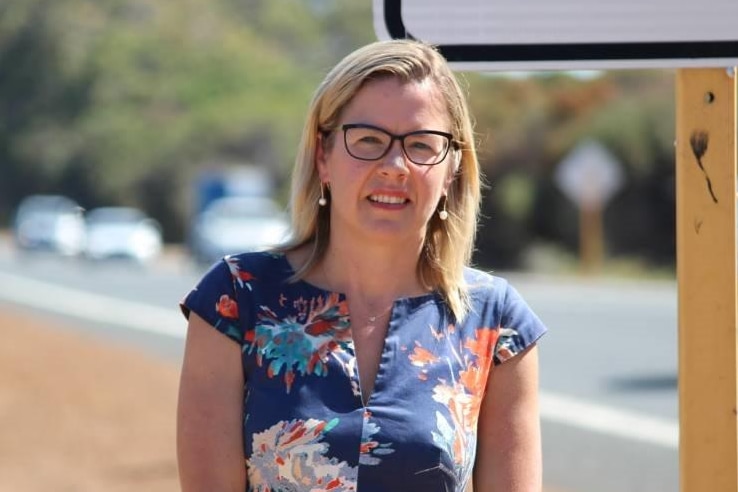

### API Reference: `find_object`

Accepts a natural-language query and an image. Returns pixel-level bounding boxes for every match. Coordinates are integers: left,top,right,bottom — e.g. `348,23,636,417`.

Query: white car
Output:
84,207,163,263
13,194,86,256
189,196,290,265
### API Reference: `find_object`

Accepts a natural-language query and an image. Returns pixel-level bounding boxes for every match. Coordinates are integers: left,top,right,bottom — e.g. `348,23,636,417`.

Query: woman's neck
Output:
320,239,426,305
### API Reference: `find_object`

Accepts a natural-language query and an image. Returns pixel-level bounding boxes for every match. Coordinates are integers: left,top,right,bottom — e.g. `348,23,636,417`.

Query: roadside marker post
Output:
676,68,737,492
374,1,738,490
553,140,625,274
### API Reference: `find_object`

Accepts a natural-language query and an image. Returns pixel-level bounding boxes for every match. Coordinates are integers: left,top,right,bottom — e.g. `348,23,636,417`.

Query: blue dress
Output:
181,252,547,492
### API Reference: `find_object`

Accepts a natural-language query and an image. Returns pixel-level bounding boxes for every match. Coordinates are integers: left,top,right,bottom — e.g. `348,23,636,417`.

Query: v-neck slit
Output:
351,303,395,408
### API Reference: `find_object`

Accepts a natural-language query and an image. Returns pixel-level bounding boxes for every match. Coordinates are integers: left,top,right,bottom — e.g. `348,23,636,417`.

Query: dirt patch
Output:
0,308,181,492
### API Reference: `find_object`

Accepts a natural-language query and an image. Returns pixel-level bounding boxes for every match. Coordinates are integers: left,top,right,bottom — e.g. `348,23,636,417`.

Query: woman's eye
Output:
355,135,386,146
411,141,432,150
408,140,435,152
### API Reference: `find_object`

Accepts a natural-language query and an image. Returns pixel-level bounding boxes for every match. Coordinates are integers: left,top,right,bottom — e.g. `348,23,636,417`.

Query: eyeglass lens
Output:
344,126,451,165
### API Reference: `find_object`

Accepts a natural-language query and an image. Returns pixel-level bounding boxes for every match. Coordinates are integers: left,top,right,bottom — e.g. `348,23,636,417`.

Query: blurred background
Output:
0,0,678,274
0,1,680,491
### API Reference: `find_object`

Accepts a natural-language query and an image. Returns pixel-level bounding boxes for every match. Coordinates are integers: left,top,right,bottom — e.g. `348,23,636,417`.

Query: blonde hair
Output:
280,39,481,322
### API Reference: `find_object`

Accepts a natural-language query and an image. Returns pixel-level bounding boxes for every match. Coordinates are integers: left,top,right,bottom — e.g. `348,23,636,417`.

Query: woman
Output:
177,39,547,492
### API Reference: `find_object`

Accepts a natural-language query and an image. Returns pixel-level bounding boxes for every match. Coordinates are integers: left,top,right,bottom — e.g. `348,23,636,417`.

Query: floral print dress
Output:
181,252,547,492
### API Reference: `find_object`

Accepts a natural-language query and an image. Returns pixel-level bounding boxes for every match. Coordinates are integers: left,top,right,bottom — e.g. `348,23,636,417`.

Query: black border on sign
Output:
383,0,738,63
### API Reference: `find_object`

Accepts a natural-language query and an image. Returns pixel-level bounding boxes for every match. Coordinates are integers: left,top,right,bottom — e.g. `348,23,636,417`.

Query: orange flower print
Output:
464,327,499,369
225,256,257,290
247,418,359,491
458,366,485,426
216,294,239,319
432,383,472,465
459,366,483,394
409,342,440,367
237,270,256,282
359,420,394,465
458,327,498,402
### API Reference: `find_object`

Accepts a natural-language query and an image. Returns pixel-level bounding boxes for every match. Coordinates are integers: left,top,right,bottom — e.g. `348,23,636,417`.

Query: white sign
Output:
554,140,624,210
373,0,738,71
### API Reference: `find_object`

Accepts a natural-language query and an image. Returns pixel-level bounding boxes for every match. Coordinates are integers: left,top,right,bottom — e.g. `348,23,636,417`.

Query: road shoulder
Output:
0,307,180,492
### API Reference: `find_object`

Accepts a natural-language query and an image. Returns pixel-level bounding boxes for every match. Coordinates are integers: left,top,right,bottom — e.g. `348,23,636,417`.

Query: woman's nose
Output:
379,140,410,176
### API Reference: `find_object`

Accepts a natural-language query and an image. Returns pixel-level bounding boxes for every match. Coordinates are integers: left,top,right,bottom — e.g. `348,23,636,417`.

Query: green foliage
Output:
465,70,676,269
0,2,679,269
0,0,374,238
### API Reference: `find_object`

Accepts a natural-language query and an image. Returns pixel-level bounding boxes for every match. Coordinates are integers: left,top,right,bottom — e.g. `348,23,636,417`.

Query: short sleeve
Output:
494,282,547,366
180,258,244,344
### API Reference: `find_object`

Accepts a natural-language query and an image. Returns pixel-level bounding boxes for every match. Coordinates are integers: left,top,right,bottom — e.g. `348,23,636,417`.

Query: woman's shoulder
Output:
193,251,291,293
463,266,510,300
221,250,290,275
219,250,293,288
461,267,547,356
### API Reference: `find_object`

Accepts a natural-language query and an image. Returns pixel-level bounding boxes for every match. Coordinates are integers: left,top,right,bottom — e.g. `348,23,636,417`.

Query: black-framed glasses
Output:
341,123,456,166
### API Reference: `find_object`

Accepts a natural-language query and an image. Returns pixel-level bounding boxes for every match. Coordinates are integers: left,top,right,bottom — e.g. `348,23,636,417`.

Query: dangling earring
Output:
318,182,328,206
439,196,448,221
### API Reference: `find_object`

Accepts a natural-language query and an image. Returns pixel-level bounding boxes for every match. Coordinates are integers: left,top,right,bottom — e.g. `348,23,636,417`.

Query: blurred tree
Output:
0,0,93,220
0,0,374,240
0,1,678,269
467,70,676,270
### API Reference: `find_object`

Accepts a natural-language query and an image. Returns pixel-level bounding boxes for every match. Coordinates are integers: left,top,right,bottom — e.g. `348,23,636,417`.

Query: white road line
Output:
0,271,185,338
539,391,678,449
0,270,679,449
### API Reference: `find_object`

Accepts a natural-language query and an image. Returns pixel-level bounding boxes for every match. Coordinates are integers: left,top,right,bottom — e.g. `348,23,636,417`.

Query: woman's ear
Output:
452,148,461,174
315,133,330,182
444,149,460,190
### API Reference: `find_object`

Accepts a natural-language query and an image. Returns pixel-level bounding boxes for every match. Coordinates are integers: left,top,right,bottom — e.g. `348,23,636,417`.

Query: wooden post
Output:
676,68,738,492
579,205,604,274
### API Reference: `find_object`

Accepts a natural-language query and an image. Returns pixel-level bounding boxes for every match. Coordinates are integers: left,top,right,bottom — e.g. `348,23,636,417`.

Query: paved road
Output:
506,272,678,491
0,244,679,491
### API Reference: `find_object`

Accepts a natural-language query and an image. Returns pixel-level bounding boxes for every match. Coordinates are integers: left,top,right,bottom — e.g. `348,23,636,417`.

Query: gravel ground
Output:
0,308,180,492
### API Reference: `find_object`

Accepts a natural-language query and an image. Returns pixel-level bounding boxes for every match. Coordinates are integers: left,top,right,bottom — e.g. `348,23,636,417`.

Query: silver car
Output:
189,196,290,265
84,207,163,263
13,194,86,256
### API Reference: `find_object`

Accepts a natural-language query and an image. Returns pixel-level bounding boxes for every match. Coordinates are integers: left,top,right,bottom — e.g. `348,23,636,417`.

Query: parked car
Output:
189,196,290,265
84,207,163,263
13,194,86,256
